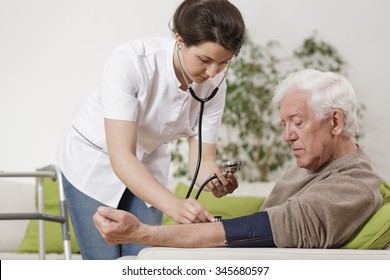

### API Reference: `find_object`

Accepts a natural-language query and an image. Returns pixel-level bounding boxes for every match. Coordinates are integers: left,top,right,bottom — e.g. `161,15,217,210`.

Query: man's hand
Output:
93,206,143,244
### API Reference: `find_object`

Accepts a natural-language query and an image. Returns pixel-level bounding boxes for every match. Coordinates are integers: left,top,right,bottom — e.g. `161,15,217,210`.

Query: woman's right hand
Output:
168,198,215,224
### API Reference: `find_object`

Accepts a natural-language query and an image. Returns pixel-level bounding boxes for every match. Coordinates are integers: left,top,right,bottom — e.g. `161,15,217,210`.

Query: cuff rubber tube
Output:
221,211,275,248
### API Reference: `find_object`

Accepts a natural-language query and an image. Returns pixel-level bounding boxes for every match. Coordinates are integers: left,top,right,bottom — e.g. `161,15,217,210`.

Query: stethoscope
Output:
176,42,237,199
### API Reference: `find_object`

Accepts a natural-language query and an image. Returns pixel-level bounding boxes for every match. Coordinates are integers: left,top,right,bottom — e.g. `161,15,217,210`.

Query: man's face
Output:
279,90,336,170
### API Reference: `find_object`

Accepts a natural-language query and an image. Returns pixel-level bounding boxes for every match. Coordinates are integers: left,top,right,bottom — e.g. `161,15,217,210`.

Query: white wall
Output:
1,0,389,182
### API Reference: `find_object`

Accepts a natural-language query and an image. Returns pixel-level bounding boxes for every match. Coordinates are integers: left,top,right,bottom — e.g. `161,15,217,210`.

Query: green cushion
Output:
17,177,80,254
342,181,390,249
162,182,266,225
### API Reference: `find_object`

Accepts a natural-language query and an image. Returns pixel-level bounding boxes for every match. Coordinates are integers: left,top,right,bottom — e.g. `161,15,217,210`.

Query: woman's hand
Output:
167,198,215,224
207,169,238,198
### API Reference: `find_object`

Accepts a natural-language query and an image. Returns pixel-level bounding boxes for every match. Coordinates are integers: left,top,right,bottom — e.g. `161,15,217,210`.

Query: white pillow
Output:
0,179,36,252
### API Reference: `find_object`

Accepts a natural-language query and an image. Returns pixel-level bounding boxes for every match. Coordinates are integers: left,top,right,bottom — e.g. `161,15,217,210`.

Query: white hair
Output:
271,69,358,138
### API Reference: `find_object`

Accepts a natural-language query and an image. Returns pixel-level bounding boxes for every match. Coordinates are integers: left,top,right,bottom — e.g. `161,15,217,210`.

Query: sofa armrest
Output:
136,246,390,260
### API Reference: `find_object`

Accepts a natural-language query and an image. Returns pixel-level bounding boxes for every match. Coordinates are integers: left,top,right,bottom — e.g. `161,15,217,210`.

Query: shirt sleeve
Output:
101,45,140,121
264,178,378,248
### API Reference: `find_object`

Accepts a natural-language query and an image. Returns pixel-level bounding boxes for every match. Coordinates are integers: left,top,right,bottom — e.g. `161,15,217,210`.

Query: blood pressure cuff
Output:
221,211,275,248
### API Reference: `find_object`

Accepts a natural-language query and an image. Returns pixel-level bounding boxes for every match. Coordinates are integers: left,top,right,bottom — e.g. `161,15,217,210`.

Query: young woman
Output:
57,0,246,259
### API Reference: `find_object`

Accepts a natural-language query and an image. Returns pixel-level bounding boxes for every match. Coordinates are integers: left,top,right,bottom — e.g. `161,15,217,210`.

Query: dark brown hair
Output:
171,0,246,56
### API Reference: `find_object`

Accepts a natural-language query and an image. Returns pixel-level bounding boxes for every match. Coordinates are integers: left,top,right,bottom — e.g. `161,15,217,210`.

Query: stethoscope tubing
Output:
176,43,230,199
185,100,206,199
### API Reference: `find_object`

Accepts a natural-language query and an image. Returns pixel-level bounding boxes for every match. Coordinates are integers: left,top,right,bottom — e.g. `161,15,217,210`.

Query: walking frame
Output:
0,165,72,260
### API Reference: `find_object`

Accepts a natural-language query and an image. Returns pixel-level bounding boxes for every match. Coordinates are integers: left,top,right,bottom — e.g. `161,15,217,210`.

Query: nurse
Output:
57,0,246,259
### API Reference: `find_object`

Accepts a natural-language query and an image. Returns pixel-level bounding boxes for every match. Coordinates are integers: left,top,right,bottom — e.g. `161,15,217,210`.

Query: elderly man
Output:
93,69,383,249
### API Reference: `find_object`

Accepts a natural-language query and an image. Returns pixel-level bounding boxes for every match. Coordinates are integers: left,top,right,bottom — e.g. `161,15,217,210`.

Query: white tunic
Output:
57,37,226,207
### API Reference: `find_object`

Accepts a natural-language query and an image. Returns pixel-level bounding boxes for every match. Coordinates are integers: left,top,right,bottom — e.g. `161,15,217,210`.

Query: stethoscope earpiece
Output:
177,42,184,51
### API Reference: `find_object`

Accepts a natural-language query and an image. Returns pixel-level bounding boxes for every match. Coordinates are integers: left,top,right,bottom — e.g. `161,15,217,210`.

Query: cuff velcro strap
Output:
221,211,275,248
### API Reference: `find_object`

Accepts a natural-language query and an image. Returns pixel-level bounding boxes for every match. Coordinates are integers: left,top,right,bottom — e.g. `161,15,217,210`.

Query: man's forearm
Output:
136,212,275,248
140,221,227,248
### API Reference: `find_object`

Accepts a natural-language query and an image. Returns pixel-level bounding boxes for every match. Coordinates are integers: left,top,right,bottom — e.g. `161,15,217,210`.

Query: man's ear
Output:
330,109,346,136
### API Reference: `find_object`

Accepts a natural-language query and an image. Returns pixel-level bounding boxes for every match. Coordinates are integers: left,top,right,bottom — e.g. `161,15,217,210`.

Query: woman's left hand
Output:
207,169,238,198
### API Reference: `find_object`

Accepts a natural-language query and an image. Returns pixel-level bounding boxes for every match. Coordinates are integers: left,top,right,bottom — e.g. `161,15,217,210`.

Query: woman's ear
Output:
175,33,184,46
330,109,346,136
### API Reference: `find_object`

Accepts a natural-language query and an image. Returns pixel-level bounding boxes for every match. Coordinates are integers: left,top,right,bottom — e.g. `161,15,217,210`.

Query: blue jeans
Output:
62,174,162,260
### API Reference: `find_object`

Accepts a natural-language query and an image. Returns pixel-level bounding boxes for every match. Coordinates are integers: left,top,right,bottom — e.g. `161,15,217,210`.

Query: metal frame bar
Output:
0,165,72,260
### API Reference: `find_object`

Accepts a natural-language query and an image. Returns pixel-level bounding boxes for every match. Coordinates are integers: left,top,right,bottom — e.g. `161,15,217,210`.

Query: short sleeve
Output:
101,45,141,121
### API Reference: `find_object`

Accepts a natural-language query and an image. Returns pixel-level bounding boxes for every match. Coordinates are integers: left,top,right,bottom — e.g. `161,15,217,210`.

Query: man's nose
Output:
283,124,298,142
